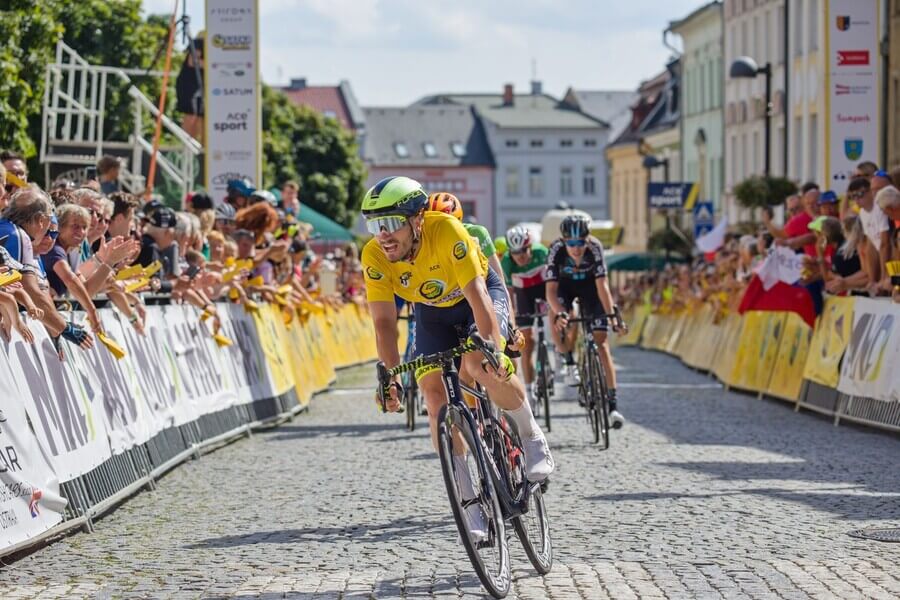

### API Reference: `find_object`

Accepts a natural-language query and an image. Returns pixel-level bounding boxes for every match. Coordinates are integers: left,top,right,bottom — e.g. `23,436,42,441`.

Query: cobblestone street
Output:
1,347,898,599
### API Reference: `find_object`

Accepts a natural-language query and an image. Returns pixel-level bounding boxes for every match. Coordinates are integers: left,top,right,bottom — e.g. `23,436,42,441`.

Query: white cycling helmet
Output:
506,225,532,252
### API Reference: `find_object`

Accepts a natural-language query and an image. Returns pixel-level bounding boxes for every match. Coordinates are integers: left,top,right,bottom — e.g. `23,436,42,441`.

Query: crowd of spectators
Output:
617,161,900,315
0,150,365,352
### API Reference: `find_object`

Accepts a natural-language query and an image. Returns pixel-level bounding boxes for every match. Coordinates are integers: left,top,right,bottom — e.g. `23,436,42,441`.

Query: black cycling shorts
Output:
413,268,510,377
514,284,547,328
557,278,608,332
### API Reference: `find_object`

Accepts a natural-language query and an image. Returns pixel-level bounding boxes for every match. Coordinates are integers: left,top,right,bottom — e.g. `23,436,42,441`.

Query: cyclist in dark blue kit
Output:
544,215,626,428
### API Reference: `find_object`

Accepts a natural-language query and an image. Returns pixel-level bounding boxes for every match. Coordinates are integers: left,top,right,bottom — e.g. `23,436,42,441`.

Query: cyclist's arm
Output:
594,276,616,316
489,254,515,321
462,277,503,350
370,300,401,368
545,280,565,316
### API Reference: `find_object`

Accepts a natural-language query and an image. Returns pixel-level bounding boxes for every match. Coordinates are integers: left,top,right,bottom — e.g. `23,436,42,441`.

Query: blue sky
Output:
143,0,706,105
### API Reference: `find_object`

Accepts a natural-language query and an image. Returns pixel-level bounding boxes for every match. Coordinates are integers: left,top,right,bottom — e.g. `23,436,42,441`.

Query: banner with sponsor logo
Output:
838,297,899,403
0,355,67,550
205,0,261,201
803,296,854,388
825,0,881,189
5,326,111,482
766,313,813,402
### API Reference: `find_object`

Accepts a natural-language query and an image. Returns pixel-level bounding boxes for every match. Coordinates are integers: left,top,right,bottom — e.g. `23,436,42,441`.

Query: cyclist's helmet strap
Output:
427,192,464,221
560,214,590,238
505,225,532,252
361,176,428,218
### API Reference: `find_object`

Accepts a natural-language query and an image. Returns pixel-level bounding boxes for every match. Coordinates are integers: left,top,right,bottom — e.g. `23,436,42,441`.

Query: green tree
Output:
733,175,798,209
261,86,367,227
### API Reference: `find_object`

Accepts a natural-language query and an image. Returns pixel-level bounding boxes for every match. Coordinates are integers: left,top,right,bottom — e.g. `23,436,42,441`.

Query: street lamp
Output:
642,155,670,183
729,55,772,177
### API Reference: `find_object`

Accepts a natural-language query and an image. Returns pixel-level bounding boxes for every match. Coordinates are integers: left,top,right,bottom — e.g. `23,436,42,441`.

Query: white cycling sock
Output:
453,454,477,500
507,401,541,440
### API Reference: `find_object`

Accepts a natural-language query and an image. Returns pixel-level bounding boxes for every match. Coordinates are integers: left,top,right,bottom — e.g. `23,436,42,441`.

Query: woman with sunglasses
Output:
545,214,627,429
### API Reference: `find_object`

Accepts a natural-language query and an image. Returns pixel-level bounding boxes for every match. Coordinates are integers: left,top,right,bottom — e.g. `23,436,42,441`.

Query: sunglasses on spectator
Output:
565,238,587,247
848,191,866,201
365,214,408,235
91,209,110,224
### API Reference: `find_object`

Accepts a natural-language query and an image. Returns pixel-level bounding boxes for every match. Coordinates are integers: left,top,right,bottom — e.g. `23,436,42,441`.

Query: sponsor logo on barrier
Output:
842,312,893,383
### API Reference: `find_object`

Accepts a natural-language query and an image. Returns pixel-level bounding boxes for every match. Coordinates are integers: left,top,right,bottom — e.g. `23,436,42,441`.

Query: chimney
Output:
502,83,514,106
289,77,307,90
531,80,542,95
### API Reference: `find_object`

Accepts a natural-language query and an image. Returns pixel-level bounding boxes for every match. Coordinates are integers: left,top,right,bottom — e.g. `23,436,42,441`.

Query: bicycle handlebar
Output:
375,333,499,412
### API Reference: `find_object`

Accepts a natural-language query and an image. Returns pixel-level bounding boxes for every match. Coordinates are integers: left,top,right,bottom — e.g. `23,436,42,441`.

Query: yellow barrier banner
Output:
252,304,295,396
767,312,813,401
617,306,648,346
803,296,854,388
712,312,743,384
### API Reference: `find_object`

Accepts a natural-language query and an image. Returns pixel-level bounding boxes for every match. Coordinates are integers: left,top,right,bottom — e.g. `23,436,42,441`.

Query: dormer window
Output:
423,142,437,157
394,143,409,158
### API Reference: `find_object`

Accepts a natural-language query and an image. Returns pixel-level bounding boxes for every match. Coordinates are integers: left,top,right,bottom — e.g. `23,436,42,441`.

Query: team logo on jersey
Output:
452,241,467,260
419,279,446,300
365,266,383,280
399,271,412,287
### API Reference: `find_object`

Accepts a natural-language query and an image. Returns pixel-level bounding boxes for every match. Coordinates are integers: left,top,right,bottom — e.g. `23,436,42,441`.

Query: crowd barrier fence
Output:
618,296,900,433
0,300,380,558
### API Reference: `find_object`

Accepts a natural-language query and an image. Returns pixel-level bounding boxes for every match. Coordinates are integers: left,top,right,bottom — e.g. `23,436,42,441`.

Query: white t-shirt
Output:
859,203,890,251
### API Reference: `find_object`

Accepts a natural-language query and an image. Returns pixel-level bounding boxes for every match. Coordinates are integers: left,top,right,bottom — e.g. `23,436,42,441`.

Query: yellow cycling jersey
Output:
363,212,487,307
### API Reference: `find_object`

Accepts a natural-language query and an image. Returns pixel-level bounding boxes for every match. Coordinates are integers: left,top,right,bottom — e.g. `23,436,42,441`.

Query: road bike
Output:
516,299,554,432
567,314,616,449
398,313,423,431
377,334,552,599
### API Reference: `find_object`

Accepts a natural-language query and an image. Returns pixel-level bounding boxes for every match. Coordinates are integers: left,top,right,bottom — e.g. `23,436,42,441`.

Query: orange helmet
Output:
427,192,463,221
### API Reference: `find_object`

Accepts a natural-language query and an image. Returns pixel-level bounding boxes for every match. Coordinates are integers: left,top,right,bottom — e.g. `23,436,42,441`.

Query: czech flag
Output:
738,275,817,328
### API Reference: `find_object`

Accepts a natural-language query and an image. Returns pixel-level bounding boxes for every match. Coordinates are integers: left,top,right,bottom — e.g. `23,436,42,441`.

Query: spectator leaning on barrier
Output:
281,180,300,216
43,204,103,331
214,202,237,236
761,194,801,240
779,182,819,257
137,207,178,293
817,190,839,218
848,177,891,290
0,187,94,347
107,192,139,240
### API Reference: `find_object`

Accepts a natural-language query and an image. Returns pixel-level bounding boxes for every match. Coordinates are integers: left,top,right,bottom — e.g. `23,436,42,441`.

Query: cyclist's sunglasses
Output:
365,214,408,235
509,248,529,255
564,238,587,247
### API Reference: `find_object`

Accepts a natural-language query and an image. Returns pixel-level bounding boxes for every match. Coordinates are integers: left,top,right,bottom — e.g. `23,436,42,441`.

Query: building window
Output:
530,139,544,148
422,142,437,158
450,142,466,157
809,0,819,51
583,167,596,196
529,166,544,197
560,167,573,196
584,139,597,147
560,139,573,148
461,200,476,219
393,142,409,158
323,109,337,120
505,139,519,148
505,167,520,197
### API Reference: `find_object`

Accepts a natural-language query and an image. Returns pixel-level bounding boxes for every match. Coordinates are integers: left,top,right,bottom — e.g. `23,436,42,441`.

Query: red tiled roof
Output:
282,86,353,130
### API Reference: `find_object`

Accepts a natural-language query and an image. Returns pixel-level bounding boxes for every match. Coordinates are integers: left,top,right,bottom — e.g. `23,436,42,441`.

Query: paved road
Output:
2,347,899,599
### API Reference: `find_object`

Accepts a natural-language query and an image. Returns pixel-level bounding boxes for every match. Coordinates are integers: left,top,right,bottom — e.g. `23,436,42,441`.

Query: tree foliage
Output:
733,175,798,209
261,86,367,227
647,226,693,259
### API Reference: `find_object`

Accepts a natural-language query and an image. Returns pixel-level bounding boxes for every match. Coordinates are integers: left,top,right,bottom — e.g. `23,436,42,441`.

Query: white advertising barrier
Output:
162,304,243,416
4,325,111,482
0,358,67,550
825,0,881,187
838,298,900,403
205,0,261,200
224,303,278,402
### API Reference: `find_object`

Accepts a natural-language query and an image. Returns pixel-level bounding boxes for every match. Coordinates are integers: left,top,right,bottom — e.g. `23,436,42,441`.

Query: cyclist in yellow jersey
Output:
361,177,554,539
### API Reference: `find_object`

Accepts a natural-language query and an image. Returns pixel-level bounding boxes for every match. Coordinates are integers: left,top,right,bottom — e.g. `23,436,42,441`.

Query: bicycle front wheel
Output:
537,342,552,432
404,378,417,431
587,349,609,449
436,405,511,599
513,485,553,574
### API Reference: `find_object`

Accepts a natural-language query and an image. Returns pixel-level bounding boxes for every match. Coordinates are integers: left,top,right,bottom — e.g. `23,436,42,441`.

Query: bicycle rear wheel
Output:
437,405,511,599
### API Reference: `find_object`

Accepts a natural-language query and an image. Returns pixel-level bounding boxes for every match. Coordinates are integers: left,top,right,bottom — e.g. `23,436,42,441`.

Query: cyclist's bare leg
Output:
461,352,526,412
520,327,536,384
419,370,466,454
592,330,617,389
